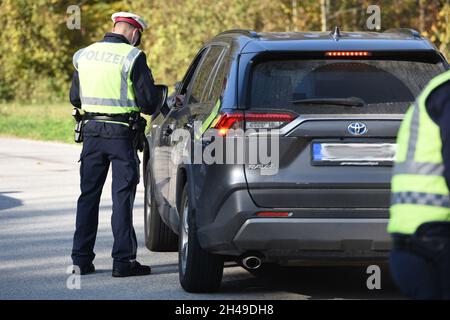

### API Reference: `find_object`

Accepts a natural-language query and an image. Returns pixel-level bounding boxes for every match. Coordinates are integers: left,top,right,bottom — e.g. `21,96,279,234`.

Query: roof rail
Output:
217,29,259,38
384,28,422,38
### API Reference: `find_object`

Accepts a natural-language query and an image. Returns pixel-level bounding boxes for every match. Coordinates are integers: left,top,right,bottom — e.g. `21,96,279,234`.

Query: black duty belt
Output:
84,113,135,123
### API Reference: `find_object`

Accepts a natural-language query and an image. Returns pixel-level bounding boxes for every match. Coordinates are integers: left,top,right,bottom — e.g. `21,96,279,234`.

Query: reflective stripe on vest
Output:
389,70,450,235
79,97,138,108
73,43,141,114
393,162,445,176
391,192,450,207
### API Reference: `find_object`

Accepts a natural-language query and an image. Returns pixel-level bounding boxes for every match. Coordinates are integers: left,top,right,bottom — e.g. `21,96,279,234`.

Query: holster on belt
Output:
72,108,84,143
130,114,147,152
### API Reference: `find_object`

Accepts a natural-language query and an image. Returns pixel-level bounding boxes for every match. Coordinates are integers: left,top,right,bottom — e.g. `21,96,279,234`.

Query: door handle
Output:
184,117,196,130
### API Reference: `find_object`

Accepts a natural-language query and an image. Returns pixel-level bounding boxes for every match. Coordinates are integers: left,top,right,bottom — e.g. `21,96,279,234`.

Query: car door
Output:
151,48,208,224
165,44,228,208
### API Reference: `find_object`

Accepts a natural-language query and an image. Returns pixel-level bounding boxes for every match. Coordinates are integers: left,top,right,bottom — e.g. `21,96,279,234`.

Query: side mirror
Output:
155,84,168,112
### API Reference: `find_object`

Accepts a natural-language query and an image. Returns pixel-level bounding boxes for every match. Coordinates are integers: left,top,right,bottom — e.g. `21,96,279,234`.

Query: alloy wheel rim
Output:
181,200,189,275
145,171,152,239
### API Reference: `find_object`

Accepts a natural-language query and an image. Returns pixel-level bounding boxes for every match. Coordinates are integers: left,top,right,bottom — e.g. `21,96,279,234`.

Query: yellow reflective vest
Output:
73,42,141,114
389,70,450,235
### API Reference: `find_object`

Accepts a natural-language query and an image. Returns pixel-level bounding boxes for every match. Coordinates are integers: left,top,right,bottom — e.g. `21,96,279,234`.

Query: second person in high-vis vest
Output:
70,12,161,277
389,69,450,299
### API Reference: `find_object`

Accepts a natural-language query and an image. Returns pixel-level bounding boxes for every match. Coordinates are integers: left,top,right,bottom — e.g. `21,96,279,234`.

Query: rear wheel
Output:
144,163,178,252
178,185,224,292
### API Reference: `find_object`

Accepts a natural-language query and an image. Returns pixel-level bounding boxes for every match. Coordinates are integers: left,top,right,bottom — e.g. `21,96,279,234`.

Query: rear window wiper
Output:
291,97,366,107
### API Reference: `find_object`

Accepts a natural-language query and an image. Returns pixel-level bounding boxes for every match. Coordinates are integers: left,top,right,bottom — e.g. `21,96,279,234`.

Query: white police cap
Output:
111,12,148,31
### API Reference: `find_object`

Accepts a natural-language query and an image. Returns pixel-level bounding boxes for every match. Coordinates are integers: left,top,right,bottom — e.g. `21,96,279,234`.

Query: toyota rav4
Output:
143,28,449,292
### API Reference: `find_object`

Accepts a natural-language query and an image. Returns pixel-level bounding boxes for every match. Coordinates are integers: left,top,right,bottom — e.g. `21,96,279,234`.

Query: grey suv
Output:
143,28,449,292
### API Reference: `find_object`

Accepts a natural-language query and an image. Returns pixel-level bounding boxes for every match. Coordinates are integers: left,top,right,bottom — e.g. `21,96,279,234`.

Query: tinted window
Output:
249,59,446,114
188,46,224,104
205,50,228,104
180,48,207,95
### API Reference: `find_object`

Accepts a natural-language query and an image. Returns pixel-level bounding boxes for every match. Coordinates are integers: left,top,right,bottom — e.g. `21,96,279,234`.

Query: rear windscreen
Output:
249,59,447,114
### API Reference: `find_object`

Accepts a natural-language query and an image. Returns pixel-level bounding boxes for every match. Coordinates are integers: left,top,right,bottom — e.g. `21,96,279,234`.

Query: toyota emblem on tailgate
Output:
348,122,367,135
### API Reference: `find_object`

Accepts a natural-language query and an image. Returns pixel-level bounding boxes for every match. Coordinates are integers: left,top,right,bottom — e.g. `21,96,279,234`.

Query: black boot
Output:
112,261,151,277
72,263,95,275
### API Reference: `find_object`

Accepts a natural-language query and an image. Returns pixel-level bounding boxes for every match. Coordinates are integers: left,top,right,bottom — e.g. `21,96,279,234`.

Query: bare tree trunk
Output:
321,0,328,31
419,0,426,31
292,0,298,31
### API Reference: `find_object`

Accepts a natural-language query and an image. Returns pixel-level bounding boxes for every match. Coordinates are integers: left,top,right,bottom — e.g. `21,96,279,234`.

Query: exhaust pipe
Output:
242,255,262,270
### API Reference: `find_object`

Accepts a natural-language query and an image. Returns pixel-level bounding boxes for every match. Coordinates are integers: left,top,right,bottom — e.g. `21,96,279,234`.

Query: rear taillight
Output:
211,112,296,136
211,113,245,136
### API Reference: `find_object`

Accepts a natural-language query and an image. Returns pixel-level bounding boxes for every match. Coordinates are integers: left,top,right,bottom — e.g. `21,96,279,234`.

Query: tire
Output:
178,184,224,293
144,163,178,252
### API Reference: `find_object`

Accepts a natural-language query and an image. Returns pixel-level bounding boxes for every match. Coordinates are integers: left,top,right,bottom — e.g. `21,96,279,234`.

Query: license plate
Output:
312,143,396,166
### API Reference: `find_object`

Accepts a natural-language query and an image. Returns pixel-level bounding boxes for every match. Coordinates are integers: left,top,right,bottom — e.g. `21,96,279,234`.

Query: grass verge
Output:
0,103,152,144
0,103,76,143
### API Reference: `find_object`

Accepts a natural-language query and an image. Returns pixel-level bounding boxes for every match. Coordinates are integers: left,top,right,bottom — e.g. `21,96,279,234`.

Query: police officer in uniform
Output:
389,70,450,299
70,12,160,277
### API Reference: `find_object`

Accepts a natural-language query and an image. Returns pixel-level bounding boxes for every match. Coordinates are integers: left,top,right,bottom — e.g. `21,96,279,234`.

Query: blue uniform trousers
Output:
71,134,140,267
390,223,450,300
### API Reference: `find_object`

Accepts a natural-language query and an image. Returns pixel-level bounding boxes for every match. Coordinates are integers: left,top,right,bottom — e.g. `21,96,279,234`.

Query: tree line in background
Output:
0,0,448,103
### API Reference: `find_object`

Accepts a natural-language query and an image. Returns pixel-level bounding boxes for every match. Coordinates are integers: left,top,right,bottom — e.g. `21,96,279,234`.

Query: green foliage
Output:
0,0,448,103
0,0,70,102
0,102,74,142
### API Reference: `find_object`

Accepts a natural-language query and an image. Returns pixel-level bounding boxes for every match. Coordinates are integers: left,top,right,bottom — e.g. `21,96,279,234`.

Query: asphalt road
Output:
0,137,403,300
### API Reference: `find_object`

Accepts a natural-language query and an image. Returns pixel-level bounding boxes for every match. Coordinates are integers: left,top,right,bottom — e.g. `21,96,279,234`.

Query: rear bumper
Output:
233,218,391,260
196,189,391,260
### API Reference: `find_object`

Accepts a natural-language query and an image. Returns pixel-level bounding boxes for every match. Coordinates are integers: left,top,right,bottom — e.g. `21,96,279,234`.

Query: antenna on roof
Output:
331,26,341,41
